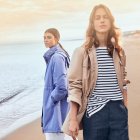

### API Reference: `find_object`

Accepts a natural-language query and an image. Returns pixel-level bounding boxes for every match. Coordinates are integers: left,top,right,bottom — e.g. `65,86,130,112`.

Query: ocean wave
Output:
0,88,26,104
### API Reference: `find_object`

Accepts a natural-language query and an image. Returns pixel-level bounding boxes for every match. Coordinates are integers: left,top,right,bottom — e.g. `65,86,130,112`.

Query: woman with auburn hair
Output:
62,4,130,140
42,28,72,140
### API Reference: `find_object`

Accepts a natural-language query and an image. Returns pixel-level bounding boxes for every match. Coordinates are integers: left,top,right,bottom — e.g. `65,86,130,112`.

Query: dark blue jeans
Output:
82,100,129,140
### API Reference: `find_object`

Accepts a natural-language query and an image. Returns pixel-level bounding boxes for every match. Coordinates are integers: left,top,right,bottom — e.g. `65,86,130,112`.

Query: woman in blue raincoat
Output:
42,28,71,140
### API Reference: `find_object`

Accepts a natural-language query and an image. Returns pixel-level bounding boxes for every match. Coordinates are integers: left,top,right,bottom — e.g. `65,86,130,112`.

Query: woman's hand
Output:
69,101,79,138
69,119,79,138
123,89,128,108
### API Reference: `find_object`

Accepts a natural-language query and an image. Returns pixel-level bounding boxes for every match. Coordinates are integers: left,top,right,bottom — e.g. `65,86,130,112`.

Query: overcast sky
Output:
0,0,140,44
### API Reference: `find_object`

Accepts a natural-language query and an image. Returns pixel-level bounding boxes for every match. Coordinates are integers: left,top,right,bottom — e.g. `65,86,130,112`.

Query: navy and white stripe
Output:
86,47,123,117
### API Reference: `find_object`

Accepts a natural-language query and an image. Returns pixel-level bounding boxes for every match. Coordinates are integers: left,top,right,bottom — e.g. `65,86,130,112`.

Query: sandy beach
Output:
2,31,140,140
1,118,45,140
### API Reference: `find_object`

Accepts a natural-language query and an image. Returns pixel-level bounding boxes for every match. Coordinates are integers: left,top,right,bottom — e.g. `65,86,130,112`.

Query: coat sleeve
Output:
50,54,68,102
121,49,130,86
67,47,85,107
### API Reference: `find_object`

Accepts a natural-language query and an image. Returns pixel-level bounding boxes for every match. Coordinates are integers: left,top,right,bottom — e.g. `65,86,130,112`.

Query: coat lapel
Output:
88,46,98,93
113,49,123,92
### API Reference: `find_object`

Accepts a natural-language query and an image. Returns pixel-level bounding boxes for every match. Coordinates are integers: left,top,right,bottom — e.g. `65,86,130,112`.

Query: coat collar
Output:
43,44,60,63
43,44,70,67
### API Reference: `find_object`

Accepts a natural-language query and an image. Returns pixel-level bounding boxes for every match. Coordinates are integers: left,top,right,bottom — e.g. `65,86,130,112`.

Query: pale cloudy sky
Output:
0,0,140,44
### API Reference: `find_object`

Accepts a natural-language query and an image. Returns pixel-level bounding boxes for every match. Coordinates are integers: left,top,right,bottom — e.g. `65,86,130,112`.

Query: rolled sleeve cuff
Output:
67,95,82,107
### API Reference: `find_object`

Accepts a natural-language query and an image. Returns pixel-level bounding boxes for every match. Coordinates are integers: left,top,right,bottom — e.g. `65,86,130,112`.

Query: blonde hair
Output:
85,4,122,56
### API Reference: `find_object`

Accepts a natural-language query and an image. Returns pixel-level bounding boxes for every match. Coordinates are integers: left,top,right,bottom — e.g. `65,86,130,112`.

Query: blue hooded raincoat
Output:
42,44,70,133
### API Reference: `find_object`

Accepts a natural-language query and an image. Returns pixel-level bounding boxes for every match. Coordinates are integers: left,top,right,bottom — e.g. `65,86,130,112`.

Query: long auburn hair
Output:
85,4,122,57
45,28,69,57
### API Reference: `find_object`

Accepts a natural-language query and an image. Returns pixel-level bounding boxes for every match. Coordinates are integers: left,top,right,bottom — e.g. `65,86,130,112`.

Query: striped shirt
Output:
86,47,123,117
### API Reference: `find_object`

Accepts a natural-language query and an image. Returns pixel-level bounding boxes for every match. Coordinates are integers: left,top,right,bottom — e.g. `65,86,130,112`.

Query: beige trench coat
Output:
62,45,128,135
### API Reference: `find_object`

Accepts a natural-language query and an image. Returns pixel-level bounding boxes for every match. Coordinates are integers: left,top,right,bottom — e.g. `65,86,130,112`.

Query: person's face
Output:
94,8,111,34
44,32,57,48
